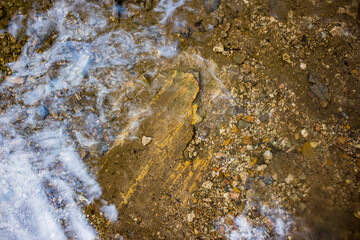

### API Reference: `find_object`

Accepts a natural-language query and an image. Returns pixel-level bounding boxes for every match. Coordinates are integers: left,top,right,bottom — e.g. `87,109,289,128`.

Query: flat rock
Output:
97,71,212,237
303,141,316,160
308,74,330,102
237,120,251,129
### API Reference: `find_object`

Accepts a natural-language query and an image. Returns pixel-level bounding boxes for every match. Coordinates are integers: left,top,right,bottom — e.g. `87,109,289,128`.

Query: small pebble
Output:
301,129,309,138
300,63,307,70
284,174,294,184
187,211,195,222
263,150,273,160
142,136,152,146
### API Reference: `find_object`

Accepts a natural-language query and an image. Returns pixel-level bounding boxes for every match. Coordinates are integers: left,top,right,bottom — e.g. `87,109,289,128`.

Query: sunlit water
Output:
0,0,295,239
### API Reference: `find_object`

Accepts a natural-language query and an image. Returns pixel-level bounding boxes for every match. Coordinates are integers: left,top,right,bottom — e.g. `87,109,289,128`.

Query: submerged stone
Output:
264,176,273,185
233,53,246,65
302,141,315,160
35,105,49,121
97,71,213,234
204,0,221,13
237,119,251,129
142,136,152,146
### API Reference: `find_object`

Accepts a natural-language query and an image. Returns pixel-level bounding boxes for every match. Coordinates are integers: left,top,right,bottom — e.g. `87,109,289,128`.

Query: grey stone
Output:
308,74,329,102
204,0,221,13
237,120,251,129
259,113,269,123
233,53,246,65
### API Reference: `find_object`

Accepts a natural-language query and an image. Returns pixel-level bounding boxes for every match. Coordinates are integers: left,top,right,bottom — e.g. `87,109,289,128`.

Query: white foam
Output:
226,202,292,240
101,204,118,223
7,14,26,37
154,0,188,24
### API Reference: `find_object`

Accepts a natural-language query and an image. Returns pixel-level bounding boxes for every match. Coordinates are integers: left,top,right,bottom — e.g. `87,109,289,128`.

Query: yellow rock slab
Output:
96,71,213,236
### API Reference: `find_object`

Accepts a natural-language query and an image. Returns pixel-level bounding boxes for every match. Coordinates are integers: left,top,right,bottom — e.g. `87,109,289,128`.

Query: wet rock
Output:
0,89,13,101
239,171,248,185
263,150,273,160
237,120,251,129
230,192,240,199
213,42,224,53
264,176,273,185
240,63,251,74
282,53,292,64
308,74,329,102
79,148,89,159
259,113,269,123
204,0,221,13
141,136,152,146
269,0,288,21
224,0,244,13
284,174,294,184
300,63,307,70
202,181,213,189
301,129,309,138
187,211,195,222
246,189,255,199
14,111,28,123
99,144,109,155
201,16,219,31
35,105,50,121
242,137,252,145
302,142,315,160
72,103,83,114
330,26,347,37
233,53,246,65
337,136,347,144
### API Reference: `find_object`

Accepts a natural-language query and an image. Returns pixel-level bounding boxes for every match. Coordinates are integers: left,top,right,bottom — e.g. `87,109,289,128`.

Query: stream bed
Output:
1,0,360,239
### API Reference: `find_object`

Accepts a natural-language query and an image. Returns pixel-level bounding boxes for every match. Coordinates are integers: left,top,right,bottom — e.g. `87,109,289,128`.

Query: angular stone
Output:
141,136,152,146
233,53,246,65
237,120,251,129
242,137,252,145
